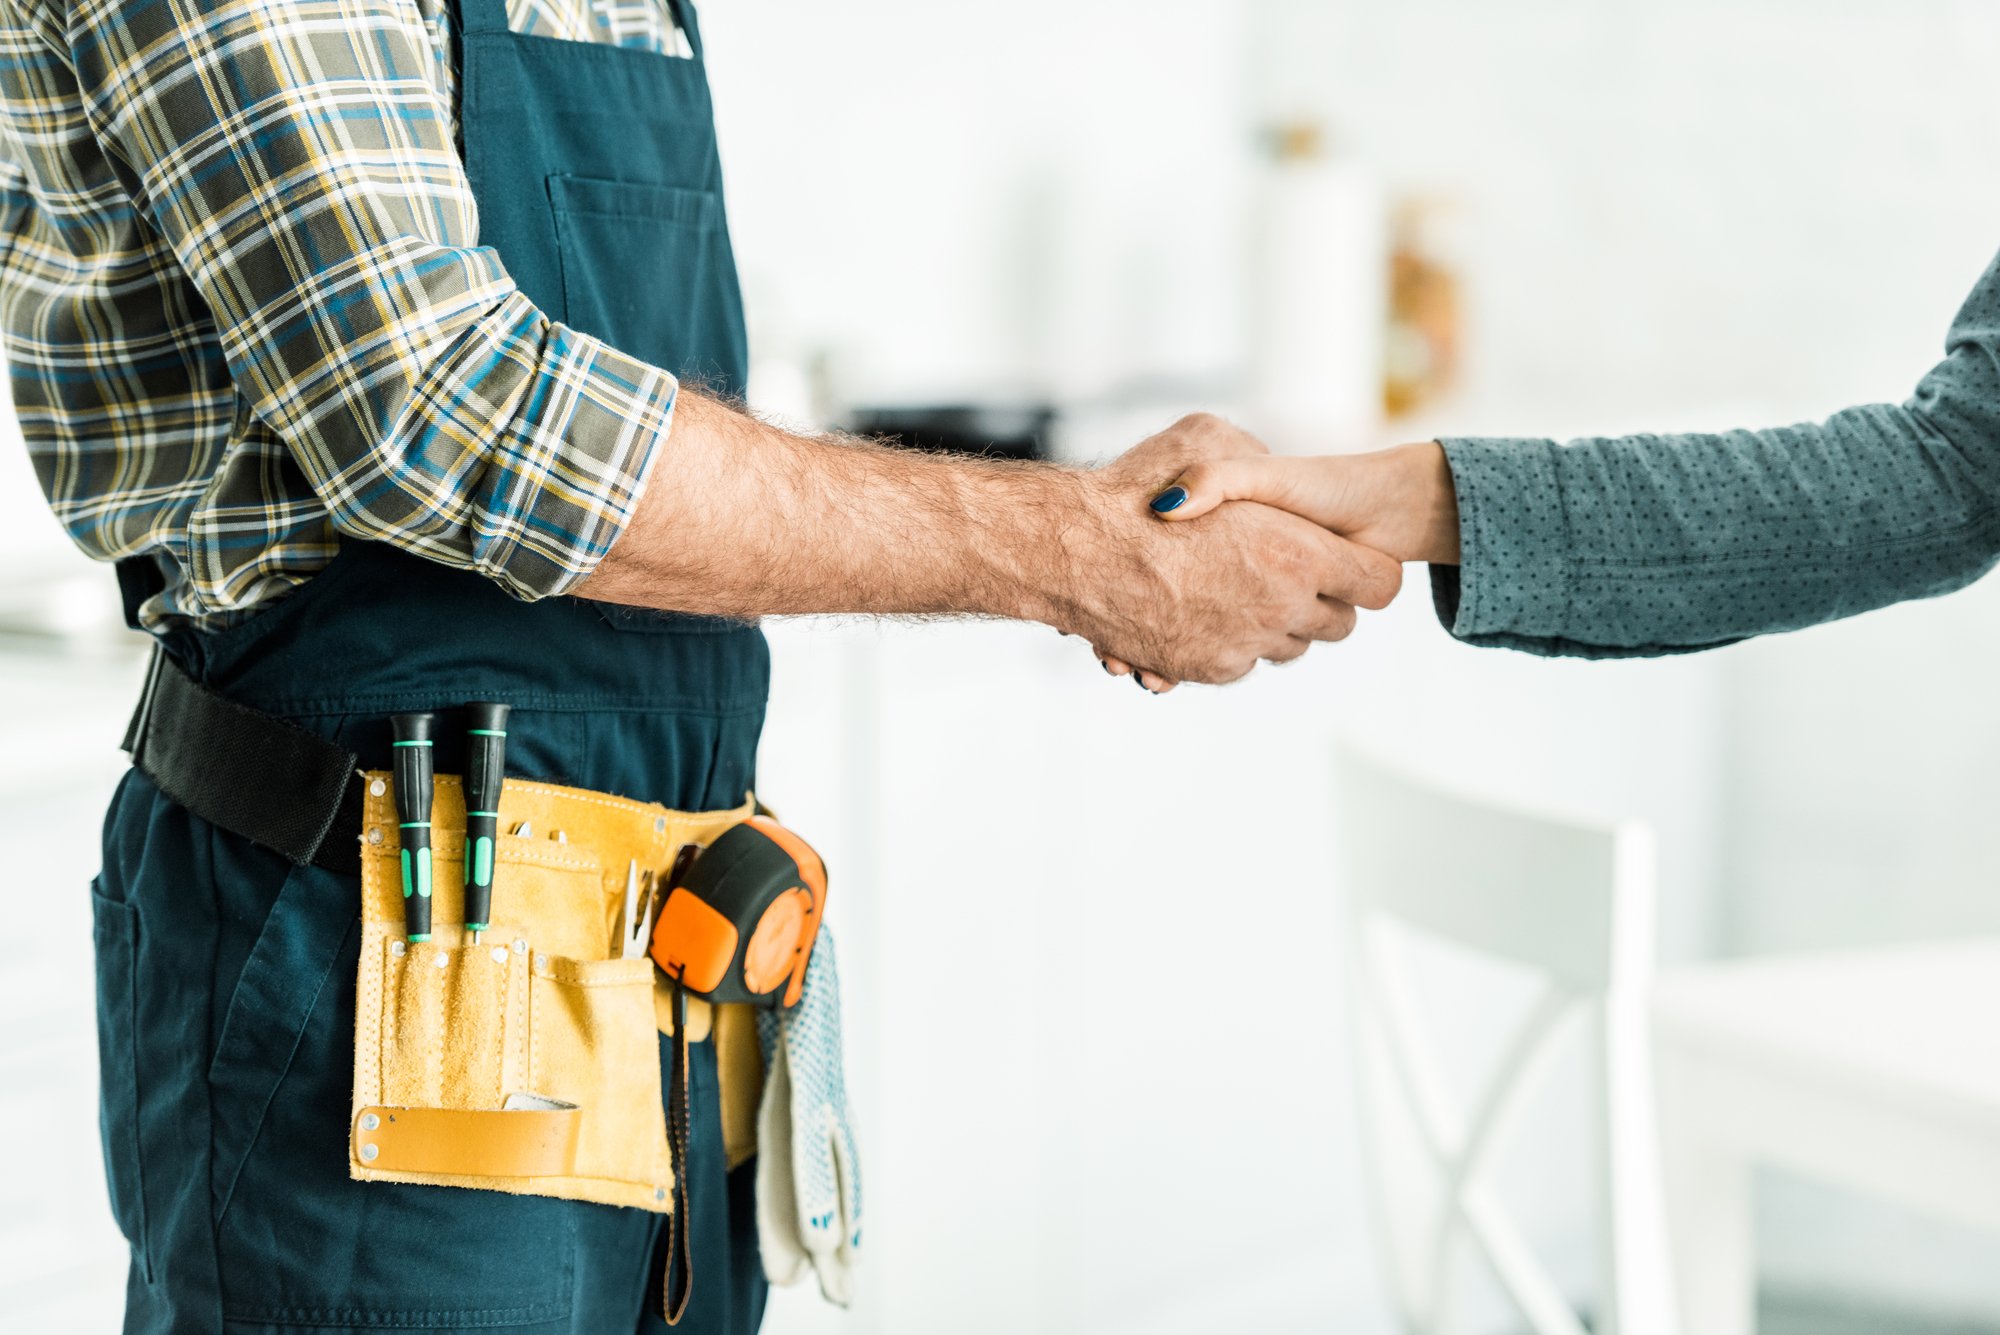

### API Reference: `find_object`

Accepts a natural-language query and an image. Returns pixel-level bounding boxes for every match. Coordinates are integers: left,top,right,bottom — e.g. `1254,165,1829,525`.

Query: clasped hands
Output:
1067,413,1460,692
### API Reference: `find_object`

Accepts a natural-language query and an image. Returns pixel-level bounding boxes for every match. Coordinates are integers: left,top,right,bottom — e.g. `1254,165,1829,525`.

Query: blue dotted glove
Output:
755,928,862,1305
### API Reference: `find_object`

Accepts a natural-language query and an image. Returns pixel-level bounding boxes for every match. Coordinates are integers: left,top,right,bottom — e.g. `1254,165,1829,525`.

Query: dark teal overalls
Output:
93,2,768,1330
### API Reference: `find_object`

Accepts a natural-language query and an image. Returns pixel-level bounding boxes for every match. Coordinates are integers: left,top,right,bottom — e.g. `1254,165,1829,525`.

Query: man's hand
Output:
1057,414,1403,685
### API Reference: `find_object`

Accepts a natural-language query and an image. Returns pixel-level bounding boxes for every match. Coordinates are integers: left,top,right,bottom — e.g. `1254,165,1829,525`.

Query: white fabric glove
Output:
755,927,862,1305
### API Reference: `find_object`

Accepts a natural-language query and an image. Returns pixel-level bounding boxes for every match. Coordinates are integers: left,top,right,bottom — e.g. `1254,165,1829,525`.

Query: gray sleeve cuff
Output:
1433,436,1573,642
1427,435,1750,659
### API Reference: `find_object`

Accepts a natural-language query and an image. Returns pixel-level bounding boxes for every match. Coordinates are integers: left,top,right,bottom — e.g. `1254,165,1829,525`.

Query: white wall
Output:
1251,0,2000,423
700,0,1254,406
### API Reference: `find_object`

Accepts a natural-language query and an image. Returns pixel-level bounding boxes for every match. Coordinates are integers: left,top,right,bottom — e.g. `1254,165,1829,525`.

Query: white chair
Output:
1336,748,1677,1335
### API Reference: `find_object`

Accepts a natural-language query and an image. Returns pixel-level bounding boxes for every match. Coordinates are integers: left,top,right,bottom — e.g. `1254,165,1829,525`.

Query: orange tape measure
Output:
650,815,826,1008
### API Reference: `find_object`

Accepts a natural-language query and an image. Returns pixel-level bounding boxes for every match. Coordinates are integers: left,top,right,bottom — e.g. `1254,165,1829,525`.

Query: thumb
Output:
1148,456,1315,523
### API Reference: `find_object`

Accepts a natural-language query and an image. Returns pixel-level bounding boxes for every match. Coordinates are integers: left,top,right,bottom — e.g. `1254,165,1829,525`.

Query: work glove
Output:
755,928,863,1306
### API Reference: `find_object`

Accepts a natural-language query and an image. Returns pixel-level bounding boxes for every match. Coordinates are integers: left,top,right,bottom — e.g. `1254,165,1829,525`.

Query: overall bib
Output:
93,2,768,1331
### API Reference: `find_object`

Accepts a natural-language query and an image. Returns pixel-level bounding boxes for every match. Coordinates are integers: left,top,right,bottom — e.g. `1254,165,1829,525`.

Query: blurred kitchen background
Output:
9,0,2000,1330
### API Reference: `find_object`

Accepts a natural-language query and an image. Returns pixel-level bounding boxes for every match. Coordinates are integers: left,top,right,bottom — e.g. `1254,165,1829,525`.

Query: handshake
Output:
1066,414,1462,691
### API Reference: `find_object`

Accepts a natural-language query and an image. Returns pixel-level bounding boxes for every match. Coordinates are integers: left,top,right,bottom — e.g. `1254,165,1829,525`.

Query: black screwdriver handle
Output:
391,712,436,943
462,702,511,935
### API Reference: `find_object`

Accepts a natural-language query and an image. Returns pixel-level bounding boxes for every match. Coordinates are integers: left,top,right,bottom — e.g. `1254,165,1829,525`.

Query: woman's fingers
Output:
1097,652,1180,694
1150,456,1332,524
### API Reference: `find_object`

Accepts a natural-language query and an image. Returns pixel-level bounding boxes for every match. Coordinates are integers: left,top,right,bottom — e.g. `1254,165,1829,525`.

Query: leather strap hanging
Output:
663,979,695,1324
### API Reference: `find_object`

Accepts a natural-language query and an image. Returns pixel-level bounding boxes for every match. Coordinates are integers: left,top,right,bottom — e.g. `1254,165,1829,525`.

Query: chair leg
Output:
1598,997,1679,1335
1659,1069,1755,1335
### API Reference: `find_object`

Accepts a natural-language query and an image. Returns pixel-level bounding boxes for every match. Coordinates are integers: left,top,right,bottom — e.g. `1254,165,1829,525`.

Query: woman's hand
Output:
1103,442,1460,691
1149,441,1460,564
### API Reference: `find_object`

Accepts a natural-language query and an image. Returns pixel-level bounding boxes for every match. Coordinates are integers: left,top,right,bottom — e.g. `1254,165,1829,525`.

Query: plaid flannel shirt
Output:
0,0,692,630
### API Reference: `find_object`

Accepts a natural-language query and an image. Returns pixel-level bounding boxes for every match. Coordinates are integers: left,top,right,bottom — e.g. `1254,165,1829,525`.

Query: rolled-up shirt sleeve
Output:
1430,246,2000,659
54,0,674,600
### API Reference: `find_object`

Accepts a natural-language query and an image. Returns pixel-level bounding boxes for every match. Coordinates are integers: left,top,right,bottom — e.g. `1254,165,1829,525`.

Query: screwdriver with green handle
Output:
463,702,510,944
391,712,436,943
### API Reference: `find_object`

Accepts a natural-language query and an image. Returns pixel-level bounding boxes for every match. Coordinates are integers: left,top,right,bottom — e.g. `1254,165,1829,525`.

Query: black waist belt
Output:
123,650,364,874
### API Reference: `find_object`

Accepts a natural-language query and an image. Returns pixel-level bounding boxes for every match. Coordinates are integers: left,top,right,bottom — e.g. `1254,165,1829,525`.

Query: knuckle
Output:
1227,655,1259,682
1257,529,1305,575
1254,582,1296,627
1360,556,1404,610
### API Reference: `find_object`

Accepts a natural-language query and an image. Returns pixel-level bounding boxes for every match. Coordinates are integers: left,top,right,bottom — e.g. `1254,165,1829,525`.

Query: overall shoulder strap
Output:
665,0,705,62
458,0,512,36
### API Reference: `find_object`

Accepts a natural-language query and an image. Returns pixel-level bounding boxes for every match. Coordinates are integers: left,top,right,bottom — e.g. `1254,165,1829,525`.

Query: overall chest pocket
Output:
548,174,745,393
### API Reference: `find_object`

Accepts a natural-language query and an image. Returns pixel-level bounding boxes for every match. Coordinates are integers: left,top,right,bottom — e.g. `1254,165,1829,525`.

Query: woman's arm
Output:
1148,247,2000,659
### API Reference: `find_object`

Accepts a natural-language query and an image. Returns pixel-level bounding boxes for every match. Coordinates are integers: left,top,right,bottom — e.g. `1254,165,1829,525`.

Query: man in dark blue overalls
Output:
1,2,1401,1331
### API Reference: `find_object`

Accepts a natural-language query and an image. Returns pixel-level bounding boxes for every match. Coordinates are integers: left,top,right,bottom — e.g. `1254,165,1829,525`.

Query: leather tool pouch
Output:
348,773,761,1211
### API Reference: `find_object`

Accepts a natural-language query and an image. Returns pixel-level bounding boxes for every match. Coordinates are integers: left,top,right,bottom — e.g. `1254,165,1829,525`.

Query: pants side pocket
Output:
91,885,151,1282
207,861,357,1229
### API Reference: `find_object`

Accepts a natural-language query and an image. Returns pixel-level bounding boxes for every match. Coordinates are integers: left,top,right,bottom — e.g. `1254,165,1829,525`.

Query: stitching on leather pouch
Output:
368,851,596,879
495,848,599,873
493,949,506,1094
504,778,667,820
363,776,748,871
514,949,531,1096
501,777,753,829
356,865,385,1121
538,954,652,987
353,948,374,1124
378,939,402,1111
432,948,448,1107
529,958,544,1097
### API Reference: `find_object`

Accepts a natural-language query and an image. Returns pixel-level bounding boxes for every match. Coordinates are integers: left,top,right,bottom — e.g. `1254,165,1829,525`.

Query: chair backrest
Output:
1336,746,1676,1335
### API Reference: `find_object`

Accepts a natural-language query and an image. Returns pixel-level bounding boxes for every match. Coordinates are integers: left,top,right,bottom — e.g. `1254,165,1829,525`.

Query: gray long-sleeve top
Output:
1433,246,2000,658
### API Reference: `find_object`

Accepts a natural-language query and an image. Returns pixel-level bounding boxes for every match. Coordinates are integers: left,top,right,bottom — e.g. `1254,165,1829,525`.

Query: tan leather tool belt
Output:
348,773,761,1211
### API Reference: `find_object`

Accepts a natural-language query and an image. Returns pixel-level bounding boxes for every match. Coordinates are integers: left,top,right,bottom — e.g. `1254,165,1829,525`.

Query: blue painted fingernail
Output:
1149,486,1188,513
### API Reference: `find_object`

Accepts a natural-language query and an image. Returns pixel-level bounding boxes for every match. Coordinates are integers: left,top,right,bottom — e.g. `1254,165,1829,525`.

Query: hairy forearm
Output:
586,398,1404,683
581,389,1103,624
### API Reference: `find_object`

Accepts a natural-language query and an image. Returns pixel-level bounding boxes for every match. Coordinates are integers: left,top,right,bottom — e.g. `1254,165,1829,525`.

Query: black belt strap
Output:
123,649,365,874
